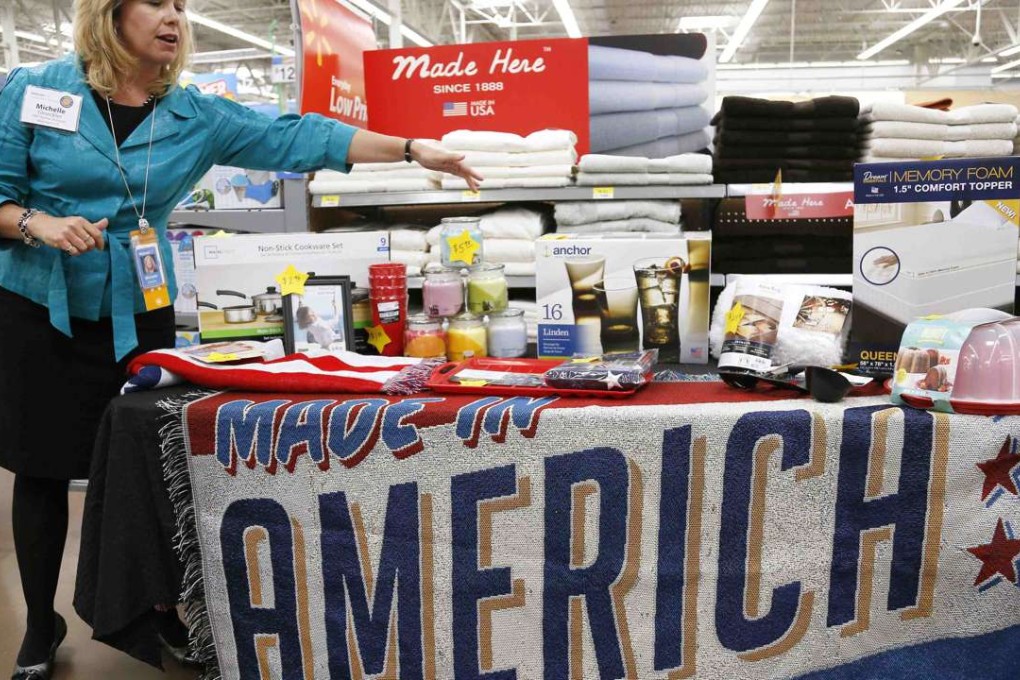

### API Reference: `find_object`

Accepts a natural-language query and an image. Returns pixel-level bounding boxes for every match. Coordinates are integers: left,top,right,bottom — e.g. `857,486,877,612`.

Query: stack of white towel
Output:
389,227,436,277
433,130,577,190
425,206,547,276
575,153,713,187
309,140,443,194
861,103,1018,161
554,200,682,235
1013,115,1020,155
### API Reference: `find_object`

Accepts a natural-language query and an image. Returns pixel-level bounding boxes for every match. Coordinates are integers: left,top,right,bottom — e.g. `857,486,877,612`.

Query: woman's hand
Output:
27,214,108,256
412,142,484,191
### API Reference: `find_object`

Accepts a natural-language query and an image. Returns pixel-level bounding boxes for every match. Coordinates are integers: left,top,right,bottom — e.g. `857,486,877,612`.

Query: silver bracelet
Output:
17,208,40,248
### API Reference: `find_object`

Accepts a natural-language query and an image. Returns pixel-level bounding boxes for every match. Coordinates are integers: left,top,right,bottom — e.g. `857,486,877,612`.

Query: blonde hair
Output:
73,0,192,97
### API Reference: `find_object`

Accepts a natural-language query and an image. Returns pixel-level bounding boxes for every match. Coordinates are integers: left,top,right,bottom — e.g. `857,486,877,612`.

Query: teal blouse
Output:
0,55,356,359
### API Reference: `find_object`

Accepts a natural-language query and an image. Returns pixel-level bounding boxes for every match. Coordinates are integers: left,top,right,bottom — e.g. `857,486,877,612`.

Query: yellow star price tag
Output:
446,229,480,266
725,301,745,336
210,230,233,238
896,368,908,386
366,324,392,353
592,187,614,199
458,379,489,387
206,352,240,363
275,264,310,297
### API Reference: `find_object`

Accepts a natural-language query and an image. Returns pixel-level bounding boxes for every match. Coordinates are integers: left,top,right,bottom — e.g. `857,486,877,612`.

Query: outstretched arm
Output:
348,129,484,191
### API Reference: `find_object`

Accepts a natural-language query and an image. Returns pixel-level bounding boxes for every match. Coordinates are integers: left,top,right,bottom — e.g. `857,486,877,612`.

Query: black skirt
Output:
0,286,175,480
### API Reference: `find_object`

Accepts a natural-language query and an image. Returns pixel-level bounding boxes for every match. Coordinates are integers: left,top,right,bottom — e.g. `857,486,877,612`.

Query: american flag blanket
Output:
124,343,440,395
160,382,1020,680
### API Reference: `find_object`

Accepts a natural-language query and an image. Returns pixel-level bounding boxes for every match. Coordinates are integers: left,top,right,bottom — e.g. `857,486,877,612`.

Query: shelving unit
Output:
406,274,728,289
169,178,309,233
310,184,727,208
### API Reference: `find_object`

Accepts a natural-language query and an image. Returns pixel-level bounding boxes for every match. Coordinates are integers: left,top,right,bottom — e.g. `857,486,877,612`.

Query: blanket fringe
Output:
157,390,222,680
384,357,446,395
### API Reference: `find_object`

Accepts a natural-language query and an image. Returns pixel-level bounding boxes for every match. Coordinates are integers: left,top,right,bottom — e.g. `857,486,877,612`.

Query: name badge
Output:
19,85,83,133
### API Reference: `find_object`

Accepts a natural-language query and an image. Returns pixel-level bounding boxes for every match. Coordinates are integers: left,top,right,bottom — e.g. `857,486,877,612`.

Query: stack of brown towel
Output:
712,95,864,184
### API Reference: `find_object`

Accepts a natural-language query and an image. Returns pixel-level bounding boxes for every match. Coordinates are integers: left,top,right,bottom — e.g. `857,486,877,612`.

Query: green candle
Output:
467,263,508,314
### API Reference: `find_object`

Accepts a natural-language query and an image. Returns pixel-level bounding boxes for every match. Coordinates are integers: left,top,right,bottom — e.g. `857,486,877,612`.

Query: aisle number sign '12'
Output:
365,38,590,154
296,0,375,128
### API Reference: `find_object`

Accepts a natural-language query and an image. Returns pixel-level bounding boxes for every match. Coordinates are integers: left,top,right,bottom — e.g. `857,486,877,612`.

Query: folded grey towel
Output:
588,44,708,84
555,200,681,226
589,80,707,115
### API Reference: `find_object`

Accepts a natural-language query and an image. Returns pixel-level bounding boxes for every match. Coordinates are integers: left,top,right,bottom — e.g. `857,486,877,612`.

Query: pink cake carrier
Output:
949,316,1020,415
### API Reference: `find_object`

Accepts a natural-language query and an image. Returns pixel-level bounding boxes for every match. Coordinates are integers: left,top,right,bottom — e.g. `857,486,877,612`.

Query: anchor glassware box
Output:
536,233,712,363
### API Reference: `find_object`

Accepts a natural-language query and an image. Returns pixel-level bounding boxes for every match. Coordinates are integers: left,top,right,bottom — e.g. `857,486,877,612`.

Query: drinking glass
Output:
564,256,605,356
633,257,683,362
593,278,639,353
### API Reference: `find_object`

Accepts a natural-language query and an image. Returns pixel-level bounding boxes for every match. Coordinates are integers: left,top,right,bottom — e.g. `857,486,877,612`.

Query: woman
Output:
0,1,481,678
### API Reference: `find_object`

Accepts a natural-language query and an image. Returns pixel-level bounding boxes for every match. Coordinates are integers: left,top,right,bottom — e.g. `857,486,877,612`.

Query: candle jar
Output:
404,315,446,359
447,313,487,361
439,217,483,267
487,308,528,358
422,269,464,318
350,287,371,354
467,263,508,315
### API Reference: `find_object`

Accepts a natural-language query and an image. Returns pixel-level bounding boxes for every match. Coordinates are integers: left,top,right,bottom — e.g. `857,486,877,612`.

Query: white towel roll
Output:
482,239,536,263
389,229,428,252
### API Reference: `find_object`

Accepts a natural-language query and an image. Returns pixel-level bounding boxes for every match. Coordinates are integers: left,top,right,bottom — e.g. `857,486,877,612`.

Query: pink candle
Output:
423,269,464,318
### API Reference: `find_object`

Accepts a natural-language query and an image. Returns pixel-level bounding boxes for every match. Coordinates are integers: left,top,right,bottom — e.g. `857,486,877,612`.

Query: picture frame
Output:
282,275,354,355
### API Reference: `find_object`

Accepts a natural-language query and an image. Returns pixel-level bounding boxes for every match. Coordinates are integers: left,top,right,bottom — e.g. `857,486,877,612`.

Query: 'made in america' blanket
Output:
164,383,1020,679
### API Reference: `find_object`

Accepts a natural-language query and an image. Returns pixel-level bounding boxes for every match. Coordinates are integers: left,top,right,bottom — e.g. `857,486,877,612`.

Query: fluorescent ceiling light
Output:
338,0,434,46
186,11,295,57
991,56,1020,73
718,59,909,70
857,0,966,60
192,48,270,64
677,15,734,31
470,0,516,8
0,27,73,51
719,0,771,64
552,0,581,38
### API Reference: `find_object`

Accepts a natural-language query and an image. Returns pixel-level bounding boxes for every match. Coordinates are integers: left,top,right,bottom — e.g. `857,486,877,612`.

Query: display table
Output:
74,381,1020,679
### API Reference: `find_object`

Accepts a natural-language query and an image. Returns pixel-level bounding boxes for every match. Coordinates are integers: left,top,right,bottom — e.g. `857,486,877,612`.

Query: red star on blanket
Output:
967,518,1020,586
977,437,1019,501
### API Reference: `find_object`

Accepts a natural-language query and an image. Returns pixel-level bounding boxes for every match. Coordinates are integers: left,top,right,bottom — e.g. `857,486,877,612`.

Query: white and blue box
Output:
852,157,1020,374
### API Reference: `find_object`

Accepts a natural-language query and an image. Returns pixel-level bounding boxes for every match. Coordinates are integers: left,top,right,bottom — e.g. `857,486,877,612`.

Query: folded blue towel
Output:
589,45,708,84
589,80,708,115
590,107,710,153
603,130,712,158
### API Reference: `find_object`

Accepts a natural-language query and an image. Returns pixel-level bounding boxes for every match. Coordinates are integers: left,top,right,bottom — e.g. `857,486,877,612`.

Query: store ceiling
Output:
6,1,1020,76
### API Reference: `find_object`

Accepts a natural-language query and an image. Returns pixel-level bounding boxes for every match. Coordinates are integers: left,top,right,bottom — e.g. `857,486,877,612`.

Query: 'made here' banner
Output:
181,391,1020,679
364,38,590,153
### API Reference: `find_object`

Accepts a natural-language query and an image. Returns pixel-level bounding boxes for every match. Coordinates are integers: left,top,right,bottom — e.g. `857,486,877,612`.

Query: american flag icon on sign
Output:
443,101,467,117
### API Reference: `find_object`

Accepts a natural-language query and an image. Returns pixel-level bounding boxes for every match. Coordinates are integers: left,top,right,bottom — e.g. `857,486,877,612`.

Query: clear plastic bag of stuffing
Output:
543,350,658,392
711,276,852,377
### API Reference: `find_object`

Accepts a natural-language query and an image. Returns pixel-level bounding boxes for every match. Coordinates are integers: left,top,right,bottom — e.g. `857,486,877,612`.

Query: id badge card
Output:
130,229,171,310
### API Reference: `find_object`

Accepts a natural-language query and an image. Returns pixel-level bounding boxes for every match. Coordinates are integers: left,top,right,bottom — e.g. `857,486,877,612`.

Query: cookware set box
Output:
194,232,390,342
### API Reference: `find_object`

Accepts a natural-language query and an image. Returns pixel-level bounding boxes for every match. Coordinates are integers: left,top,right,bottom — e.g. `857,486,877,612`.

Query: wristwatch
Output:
404,139,415,163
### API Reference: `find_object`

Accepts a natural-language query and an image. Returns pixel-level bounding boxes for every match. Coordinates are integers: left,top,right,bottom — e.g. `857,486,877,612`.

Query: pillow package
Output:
710,276,852,373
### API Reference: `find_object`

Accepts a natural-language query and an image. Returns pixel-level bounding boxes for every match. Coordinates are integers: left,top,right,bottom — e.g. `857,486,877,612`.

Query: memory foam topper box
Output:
851,157,1020,375
536,233,711,364
194,232,389,342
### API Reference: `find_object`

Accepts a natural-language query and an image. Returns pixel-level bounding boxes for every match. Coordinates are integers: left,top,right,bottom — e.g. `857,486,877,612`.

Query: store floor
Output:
0,471,198,679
